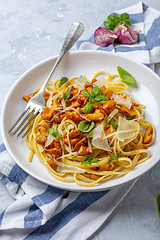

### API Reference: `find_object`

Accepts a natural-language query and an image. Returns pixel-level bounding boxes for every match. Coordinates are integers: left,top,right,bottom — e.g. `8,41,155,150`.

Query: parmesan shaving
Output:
76,75,87,86
111,93,132,108
92,125,111,151
117,116,140,141
45,134,55,147
104,116,140,142
94,75,108,87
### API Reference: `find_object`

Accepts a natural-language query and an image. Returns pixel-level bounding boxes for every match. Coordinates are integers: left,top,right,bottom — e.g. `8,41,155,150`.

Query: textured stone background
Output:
0,1,160,239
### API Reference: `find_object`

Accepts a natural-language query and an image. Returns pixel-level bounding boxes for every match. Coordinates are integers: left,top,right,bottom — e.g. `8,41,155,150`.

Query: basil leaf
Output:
104,21,115,30
117,66,136,85
84,99,94,113
157,194,160,218
104,13,131,30
114,19,121,27
127,115,136,120
91,86,102,98
59,77,69,86
94,95,109,102
108,14,119,22
120,13,129,20
109,155,118,162
47,128,59,138
64,86,72,104
81,155,100,165
110,119,118,129
82,90,92,99
122,19,132,26
78,121,95,133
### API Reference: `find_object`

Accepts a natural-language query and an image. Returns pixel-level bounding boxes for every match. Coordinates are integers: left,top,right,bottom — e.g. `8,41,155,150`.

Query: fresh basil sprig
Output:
81,155,100,165
104,13,132,30
120,13,129,20
47,128,59,138
64,86,72,104
59,77,69,87
82,90,92,99
84,99,94,114
82,86,109,113
91,86,102,97
78,120,95,133
117,66,136,85
94,95,109,102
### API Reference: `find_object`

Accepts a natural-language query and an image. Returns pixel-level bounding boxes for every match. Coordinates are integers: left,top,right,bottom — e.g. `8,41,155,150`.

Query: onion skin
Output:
114,24,138,44
94,27,117,47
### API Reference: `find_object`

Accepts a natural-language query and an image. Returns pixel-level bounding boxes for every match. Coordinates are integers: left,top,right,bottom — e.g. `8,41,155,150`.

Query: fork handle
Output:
38,22,84,95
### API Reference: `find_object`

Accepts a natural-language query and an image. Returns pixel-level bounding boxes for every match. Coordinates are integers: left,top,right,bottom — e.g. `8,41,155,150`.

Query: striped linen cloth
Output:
77,2,160,66
0,2,160,239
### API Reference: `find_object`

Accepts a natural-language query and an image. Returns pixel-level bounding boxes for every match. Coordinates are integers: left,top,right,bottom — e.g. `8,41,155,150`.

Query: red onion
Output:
114,25,138,44
94,27,117,47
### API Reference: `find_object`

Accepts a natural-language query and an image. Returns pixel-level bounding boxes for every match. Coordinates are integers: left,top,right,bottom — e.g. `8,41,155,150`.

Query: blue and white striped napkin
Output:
0,2,160,239
77,2,160,67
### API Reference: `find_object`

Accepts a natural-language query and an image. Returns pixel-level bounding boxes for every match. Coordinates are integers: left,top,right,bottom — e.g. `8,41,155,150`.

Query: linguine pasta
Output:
23,70,155,187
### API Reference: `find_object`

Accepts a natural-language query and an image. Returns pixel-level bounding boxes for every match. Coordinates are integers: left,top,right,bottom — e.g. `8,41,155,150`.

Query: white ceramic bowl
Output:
1,50,160,192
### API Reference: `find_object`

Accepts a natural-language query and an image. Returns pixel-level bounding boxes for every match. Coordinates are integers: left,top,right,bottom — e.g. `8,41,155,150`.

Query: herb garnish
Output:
78,120,95,133
84,99,94,114
94,95,109,102
117,66,136,85
109,156,118,162
47,128,59,138
82,90,92,99
110,119,118,129
64,86,72,104
82,86,109,113
127,115,136,120
59,77,69,87
104,13,132,30
81,155,100,165
91,86,102,97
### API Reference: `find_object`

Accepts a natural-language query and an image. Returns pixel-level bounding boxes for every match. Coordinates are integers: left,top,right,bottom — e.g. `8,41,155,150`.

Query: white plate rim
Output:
1,50,160,192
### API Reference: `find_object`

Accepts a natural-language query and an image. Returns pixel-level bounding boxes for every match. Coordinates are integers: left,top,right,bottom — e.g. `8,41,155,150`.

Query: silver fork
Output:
8,22,84,138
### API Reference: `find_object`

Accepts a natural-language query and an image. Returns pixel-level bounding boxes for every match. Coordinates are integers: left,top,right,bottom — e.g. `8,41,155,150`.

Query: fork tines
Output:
9,107,40,138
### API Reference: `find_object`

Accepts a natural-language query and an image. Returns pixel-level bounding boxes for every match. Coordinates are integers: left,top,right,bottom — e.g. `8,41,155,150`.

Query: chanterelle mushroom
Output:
84,107,105,122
